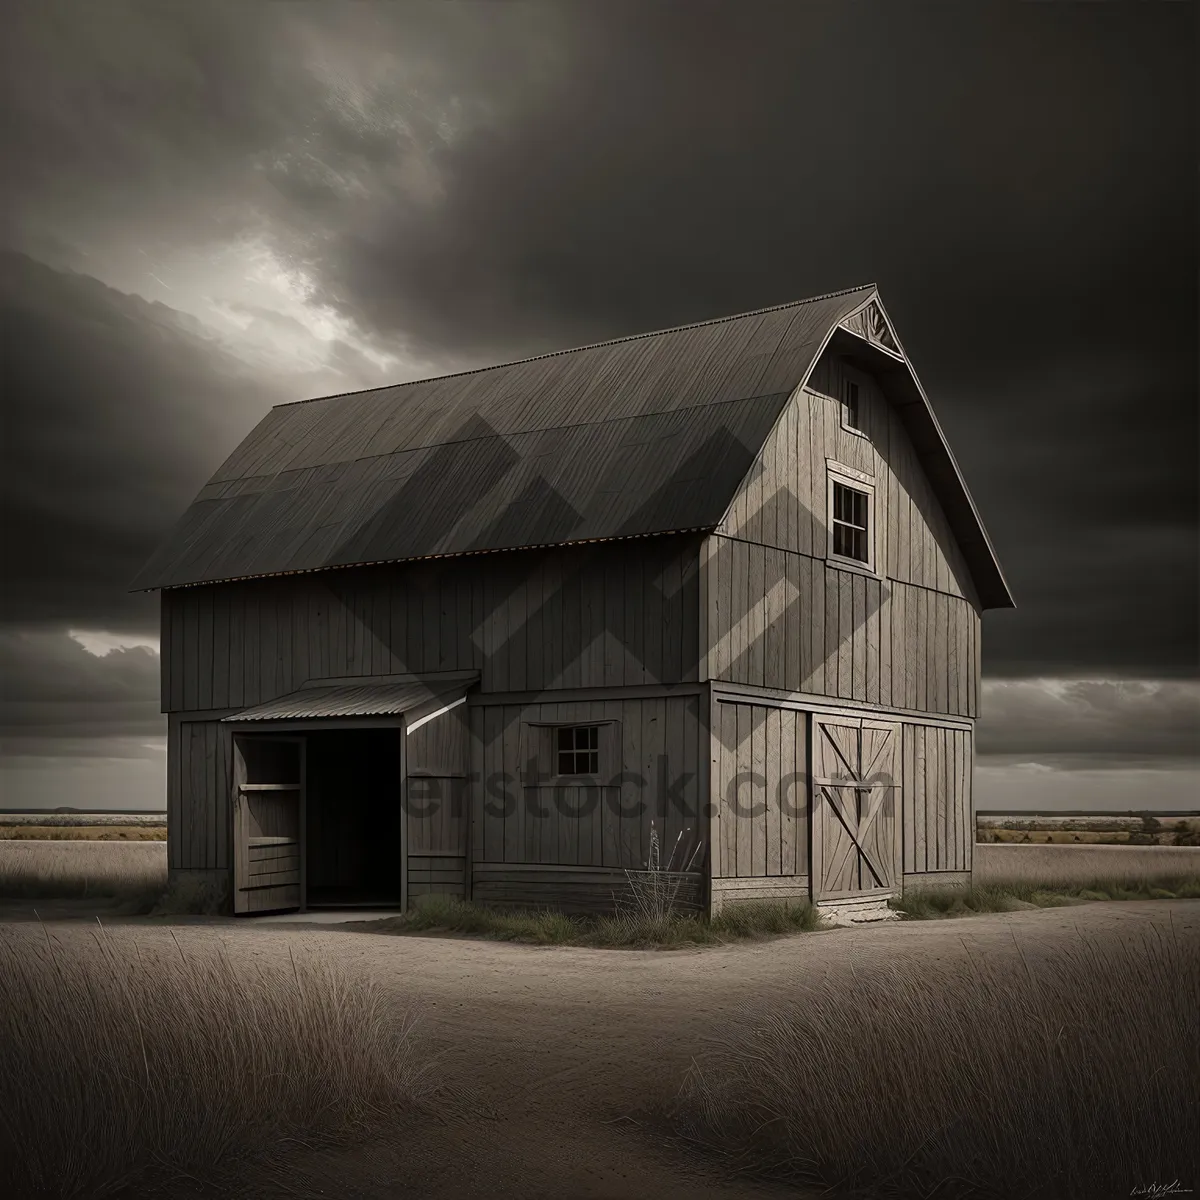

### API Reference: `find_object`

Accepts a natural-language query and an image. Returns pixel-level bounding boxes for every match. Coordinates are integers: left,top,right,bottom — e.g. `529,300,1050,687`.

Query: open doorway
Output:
305,727,404,908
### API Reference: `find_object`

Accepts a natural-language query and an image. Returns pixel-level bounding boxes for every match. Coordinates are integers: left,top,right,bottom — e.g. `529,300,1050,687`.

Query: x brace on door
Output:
815,777,899,890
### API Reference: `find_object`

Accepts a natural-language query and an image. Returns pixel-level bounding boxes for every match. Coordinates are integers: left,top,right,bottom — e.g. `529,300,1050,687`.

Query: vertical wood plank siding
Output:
171,719,234,873
710,701,809,882
468,694,705,870
720,355,978,599
703,538,978,716
406,702,470,899
706,352,980,716
901,723,974,875
162,534,704,713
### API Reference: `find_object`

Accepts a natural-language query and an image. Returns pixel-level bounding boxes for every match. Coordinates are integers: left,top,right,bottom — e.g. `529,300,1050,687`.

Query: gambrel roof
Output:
131,285,1014,609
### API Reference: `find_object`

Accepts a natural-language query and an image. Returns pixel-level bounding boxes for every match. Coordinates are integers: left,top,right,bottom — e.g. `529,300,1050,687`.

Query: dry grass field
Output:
974,841,1200,885
0,824,167,840
1,902,1194,1200
0,923,435,1199
674,915,1199,1199
0,840,167,907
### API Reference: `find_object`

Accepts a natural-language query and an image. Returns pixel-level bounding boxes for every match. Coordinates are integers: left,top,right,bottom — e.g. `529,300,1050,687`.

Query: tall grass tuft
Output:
0,923,433,1199
618,821,705,922
674,920,1199,1199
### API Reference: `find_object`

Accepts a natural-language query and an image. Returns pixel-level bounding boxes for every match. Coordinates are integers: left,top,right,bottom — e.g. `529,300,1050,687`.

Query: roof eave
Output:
129,524,718,594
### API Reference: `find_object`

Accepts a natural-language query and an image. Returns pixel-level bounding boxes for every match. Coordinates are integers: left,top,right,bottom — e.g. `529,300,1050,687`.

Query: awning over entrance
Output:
222,671,479,724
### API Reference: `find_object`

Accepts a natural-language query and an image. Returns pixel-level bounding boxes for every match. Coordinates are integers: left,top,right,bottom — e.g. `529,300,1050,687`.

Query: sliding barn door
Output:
811,716,900,901
233,736,305,915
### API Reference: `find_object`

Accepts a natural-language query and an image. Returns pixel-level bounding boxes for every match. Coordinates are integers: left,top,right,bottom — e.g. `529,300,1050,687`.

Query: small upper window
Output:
557,725,599,775
842,379,861,431
832,481,871,564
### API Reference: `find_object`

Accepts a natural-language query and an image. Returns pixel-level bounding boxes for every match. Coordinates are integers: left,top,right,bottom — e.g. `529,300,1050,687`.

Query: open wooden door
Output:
233,736,305,915
811,715,900,902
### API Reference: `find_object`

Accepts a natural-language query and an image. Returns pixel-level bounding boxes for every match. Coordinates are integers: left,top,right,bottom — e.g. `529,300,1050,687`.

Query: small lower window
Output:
557,725,599,775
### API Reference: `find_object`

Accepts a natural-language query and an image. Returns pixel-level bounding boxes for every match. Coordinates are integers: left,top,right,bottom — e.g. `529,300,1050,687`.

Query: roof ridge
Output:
275,283,878,410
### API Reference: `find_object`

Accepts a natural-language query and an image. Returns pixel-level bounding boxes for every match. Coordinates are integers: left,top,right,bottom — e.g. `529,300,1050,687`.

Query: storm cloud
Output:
1,2,1196,802
977,679,1200,769
0,630,162,757
0,253,291,632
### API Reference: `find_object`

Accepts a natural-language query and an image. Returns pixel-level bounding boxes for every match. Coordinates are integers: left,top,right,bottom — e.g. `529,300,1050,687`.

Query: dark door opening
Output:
305,727,404,908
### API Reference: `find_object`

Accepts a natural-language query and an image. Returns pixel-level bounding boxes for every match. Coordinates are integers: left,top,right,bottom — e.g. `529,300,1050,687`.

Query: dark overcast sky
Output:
2,1,1196,807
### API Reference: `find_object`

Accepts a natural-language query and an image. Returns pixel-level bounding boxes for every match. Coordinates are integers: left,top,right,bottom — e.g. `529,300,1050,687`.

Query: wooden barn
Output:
131,284,1013,919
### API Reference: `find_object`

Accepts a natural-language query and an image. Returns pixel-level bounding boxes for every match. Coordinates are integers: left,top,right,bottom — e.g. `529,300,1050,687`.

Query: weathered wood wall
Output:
168,715,235,875
706,697,974,909
160,534,703,714
719,352,979,599
706,350,981,717
406,702,469,901
702,539,979,716
469,693,705,911
902,722,974,877
710,700,809,902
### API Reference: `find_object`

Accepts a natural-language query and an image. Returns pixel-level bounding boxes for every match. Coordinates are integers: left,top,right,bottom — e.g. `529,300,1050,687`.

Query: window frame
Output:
826,461,878,576
520,719,620,786
555,723,600,777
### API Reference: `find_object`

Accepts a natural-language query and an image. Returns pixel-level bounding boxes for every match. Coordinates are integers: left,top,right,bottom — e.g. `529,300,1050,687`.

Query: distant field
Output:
974,842,1200,886
977,813,1199,847
976,812,1196,825
0,826,166,841
979,828,1182,845
0,812,166,841
0,812,166,828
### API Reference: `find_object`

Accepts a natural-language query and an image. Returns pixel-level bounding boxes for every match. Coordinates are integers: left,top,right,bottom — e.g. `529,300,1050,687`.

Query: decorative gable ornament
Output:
841,299,901,355
865,301,900,352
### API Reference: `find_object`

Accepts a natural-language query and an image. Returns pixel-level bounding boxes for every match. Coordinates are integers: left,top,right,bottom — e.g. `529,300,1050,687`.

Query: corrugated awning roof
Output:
222,675,476,722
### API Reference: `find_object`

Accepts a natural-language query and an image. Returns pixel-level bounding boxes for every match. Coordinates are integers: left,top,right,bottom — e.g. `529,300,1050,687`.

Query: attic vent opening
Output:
842,380,861,431
864,302,900,353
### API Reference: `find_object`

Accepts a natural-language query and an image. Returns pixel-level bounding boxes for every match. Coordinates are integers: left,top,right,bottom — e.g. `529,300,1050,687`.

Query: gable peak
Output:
839,297,901,355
